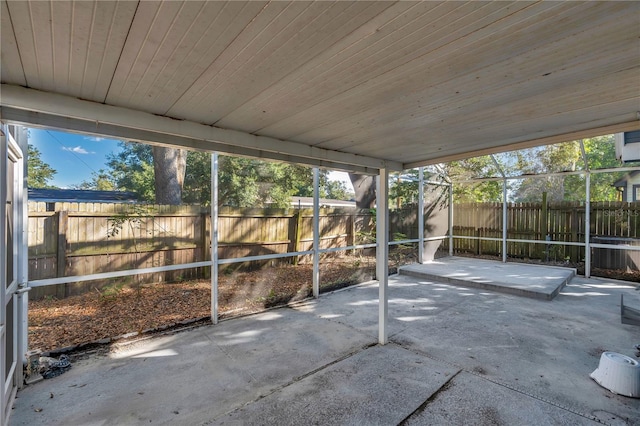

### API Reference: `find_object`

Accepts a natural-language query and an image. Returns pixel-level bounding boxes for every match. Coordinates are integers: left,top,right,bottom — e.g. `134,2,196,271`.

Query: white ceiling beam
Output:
0,107,380,175
0,84,402,173
403,119,640,169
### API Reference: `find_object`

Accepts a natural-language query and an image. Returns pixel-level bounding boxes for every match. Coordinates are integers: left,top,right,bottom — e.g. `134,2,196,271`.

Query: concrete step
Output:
399,257,575,301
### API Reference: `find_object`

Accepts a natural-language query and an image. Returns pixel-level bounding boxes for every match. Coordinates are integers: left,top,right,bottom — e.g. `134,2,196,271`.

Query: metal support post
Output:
502,179,508,263
211,153,219,324
448,183,454,257
15,127,29,381
418,167,425,263
312,168,320,298
579,140,591,278
489,154,508,263
0,124,7,421
585,172,591,278
377,168,389,345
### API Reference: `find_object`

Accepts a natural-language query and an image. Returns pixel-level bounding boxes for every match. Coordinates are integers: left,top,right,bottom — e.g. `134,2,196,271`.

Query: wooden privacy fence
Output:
448,201,640,267
27,202,385,298
28,200,639,298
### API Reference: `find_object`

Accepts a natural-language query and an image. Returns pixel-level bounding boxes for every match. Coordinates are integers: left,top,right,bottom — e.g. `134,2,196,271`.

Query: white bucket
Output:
590,352,640,398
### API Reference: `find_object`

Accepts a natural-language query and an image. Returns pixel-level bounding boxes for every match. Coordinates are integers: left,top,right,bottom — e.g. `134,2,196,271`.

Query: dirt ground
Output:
28,259,377,353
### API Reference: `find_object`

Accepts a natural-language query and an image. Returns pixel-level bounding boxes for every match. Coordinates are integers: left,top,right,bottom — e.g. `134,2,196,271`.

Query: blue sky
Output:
27,128,353,190
28,128,123,188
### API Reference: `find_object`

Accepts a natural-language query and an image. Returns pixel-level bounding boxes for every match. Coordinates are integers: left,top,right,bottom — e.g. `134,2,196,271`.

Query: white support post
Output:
489,154,508,263
211,153,219,324
579,140,591,279
0,125,7,423
377,168,389,345
418,167,425,264
448,183,454,257
585,172,591,278
15,127,29,381
502,179,508,263
312,168,320,298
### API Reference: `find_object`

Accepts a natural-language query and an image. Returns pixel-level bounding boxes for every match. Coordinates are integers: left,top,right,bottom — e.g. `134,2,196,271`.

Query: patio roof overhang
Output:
1,1,639,172
2,1,640,358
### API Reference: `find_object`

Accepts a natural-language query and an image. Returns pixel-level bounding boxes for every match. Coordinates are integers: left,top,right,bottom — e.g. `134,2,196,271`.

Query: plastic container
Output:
590,352,640,398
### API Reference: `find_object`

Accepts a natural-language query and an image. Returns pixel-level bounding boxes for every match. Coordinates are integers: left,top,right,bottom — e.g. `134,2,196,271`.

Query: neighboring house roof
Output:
28,188,138,203
613,171,640,188
290,196,355,208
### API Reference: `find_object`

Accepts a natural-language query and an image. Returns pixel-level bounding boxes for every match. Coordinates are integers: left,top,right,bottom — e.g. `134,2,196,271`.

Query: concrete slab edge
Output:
397,370,462,425
202,341,379,425
437,256,578,274
398,268,561,301
393,342,603,425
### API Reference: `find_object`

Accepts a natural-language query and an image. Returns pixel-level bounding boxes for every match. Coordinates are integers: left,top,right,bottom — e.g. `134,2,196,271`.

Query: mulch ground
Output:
28,253,638,353
28,259,377,353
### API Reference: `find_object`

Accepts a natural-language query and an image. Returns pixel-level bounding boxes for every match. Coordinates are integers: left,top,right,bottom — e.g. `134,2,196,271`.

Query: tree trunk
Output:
152,146,187,205
349,173,376,208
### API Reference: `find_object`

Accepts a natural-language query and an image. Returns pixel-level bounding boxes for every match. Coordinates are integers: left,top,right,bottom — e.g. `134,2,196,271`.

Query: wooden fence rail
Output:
445,201,640,268
28,200,638,298
27,202,383,298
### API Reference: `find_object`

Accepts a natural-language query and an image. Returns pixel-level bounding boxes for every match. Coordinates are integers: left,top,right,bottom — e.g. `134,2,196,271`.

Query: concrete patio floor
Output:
11,262,640,425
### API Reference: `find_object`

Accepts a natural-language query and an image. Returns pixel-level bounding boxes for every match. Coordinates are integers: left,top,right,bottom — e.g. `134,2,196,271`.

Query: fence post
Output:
201,211,210,278
292,209,303,265
571,206,578,262
540,192,548,259
56,210,68,298
347,211,355,254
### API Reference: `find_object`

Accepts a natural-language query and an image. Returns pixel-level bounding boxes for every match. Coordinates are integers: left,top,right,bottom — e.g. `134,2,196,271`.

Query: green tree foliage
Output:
323,180,352,201
510,141,582,202
511,135,625,202
75,169,116,191
100,141,352,206
569,135,629,201
182,151,212,204
441,155,506,203
387,157,504,210
389,170,419,208
27,144,57,188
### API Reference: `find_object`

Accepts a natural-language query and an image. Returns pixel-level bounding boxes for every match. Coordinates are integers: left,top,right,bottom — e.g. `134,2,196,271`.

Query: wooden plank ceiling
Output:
1,0,639,170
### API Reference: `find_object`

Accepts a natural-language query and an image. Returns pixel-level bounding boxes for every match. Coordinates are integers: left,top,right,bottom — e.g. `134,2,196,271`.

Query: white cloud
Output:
62,145,94,154
85,136,106,142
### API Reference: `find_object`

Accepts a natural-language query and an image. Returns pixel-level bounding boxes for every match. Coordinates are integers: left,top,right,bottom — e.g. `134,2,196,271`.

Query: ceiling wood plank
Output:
80,1,137,101
50,1,72,93
267,2,625,144
222,1,532,133
312,25,640,151
125,1,263,113
106,0,184,107
169,2,393,124
332,65,640,156
167,1,306,120
256,1,573,139
0,0,26,85
2,1,638,169
403,120,640,169
204,1,391,124
214,1,431,131
6,0,42,88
